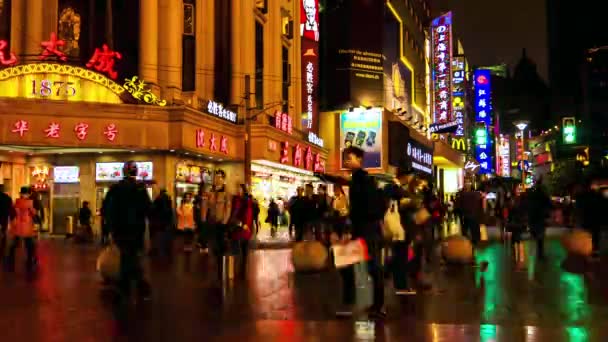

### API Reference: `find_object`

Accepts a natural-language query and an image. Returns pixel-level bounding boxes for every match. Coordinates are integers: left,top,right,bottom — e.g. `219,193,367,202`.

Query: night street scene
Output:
0,0,607,341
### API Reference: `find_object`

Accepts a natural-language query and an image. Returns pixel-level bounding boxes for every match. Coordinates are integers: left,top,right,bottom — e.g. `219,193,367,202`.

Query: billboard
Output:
473,69,492,125
384,13,412,114
431,12,453,123
340,108,383,169
300,0,319,133
452,56,466,137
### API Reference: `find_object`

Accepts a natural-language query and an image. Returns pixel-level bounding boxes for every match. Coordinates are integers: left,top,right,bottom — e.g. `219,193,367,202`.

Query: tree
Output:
544,160,580,196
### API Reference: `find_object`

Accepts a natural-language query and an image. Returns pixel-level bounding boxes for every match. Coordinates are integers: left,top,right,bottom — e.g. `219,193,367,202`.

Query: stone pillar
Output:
24,0,44,58
158,0,182,101
196,0,214,102
10,0,24,57
139,0,159,87
230,0,242,106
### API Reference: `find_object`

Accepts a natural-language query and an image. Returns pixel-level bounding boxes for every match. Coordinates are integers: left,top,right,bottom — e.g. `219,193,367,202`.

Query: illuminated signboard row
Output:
95,161,153,182
280,141,325,172
431,12,453,124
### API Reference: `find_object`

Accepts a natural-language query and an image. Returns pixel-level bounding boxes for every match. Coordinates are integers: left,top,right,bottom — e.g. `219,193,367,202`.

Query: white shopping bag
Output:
331,238,370,268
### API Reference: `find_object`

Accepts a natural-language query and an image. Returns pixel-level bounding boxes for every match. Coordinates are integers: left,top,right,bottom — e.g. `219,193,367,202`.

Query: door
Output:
52,197,79,235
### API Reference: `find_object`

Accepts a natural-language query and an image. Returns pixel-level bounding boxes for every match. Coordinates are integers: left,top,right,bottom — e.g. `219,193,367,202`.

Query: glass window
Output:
282,46,289,112
58,7,81,58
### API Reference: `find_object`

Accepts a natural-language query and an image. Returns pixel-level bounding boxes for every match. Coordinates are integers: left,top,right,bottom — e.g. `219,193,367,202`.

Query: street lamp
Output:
513,120,529,191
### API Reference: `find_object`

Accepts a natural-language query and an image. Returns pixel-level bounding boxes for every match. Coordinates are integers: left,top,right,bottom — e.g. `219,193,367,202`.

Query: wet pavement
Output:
1,228,608,341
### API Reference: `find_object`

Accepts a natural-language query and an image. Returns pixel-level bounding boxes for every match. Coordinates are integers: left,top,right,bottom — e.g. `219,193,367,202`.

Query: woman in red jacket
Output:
5,186,37,272
230,184,253,275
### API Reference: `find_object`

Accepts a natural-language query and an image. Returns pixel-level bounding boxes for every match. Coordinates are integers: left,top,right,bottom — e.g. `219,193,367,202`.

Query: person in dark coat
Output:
102,161,152,299
337,146,386,319
526,179,552,260
150,189,174,257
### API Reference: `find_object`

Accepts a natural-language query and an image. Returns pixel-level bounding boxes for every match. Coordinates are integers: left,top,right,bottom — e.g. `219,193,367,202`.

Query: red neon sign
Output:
431,13,453,123
219,136,228,154
44,122,61,138
74,122,89,140
304,146,313,169
275,111,293,134
86,44,122,80
293,144,303,167
11,120,29,137
313,153,325,172
280,142,289,164
39,32,68,62
103,123,118,142
0,40,18,66
195,129,205,148
209,133,217,151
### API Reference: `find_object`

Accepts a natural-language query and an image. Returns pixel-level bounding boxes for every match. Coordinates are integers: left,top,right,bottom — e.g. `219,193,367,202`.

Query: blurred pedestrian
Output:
177,192,195,252
4,186,37,272
0,184,12,256
527,178,552,260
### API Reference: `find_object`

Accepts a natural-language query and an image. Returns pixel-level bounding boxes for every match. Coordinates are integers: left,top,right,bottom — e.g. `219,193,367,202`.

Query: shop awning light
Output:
252,159,314,176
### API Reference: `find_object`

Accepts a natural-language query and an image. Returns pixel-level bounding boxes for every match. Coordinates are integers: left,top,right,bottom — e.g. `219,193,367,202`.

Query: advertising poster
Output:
340,108,383,169
53,166,80,183
300,0,320,133
383,13,412,114
96,161,153,181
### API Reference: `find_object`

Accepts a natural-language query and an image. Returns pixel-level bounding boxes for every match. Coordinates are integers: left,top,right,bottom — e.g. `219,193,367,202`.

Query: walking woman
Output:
230,184,254,275
332,185,350,239
177,192,196,252
5,186,37,272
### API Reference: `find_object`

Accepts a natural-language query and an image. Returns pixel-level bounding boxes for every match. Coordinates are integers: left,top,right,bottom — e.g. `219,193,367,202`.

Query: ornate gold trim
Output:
123,76,167,107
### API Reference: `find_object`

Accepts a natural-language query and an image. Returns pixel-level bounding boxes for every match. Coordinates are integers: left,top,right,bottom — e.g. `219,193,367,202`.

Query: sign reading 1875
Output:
31,80,77,97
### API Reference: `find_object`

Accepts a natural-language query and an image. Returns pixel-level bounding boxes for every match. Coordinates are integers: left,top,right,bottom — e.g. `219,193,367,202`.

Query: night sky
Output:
434,0,548,82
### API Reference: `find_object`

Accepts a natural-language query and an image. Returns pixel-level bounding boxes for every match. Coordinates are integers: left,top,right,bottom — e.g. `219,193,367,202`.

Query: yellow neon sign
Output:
386,1,426,117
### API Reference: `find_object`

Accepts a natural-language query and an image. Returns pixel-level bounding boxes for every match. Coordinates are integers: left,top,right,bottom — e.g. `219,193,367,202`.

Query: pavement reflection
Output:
0,231,607,341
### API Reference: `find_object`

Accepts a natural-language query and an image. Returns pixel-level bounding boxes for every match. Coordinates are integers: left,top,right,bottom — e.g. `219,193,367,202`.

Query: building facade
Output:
0,0,327,232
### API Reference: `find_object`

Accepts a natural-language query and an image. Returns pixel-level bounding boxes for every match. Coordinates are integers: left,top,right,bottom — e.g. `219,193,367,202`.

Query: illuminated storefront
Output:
249,115,327,227
0,58,243,233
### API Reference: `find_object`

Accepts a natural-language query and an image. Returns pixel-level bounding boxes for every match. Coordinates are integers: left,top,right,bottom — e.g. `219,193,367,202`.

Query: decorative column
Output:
158,0,182,101
10,0,24,57
139,0,159,87
24,0,44,58
230,0,243,105
196,0,214,101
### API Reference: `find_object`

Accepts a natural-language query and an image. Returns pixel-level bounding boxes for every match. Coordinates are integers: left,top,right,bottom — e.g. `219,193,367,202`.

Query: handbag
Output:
383,200,404,241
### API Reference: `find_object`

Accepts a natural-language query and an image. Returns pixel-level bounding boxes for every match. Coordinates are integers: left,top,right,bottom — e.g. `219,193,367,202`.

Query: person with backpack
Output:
336,146,387,319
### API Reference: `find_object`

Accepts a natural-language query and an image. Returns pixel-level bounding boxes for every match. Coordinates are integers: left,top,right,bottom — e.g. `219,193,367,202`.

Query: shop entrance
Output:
52,183,80,235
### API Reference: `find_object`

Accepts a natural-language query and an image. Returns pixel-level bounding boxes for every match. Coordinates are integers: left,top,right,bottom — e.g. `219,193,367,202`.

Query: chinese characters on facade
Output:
195,129,229,154
0,40,18,66
11,119,120,142
280,140,325,172
431,13,453,123
275,111,293,134
207,100,238,123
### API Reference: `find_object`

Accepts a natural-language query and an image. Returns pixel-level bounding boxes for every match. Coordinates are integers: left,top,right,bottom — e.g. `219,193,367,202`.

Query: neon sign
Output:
474,69,492,125
86,44,122,80
44,122,61,138
275,111,293,134
31,80,77,97
431,12,453,123
195,129,229,154
300,0,319,133
0,40,18,66
308,132,324,147
103,123,118,142
11,120,29,137
206,100,237,123
39,32,68,62
279,140,325,171
497,135,511,177
9,119,122,142
452,56,465,137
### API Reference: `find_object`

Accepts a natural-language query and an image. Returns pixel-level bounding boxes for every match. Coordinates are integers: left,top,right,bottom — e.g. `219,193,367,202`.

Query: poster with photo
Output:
340,108,383,169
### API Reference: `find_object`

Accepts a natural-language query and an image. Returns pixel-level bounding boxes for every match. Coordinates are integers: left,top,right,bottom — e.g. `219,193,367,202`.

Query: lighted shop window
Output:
58,7,81,58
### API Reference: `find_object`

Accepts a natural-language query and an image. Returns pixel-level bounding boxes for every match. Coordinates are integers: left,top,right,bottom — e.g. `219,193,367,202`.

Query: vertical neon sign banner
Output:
300,0,320,133
474,69,493,174
473,69,492,125
451,56,465,136
431,12,453,124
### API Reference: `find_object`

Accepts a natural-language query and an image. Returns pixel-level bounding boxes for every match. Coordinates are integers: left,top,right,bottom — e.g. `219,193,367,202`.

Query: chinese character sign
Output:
431,12,453,123
473,69,492,125
0,40,18,66
300,0,319,133
452,56,466,137
474,132,493,175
